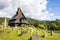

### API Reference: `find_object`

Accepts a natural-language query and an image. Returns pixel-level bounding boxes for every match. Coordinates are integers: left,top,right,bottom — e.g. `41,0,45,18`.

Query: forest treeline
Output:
0,18,60,30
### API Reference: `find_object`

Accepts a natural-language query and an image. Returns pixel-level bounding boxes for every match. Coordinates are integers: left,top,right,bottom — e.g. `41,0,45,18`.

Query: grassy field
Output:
0,26,60,40
0,18,60,40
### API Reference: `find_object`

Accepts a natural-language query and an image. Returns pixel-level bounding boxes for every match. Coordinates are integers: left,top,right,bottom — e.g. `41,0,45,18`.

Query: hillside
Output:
0,17,60,40
26,18,60,30
0,17,60,30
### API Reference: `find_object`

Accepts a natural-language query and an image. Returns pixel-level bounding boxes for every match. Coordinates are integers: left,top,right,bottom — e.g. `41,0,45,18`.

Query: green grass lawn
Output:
0,27,60,40
39,33,60,40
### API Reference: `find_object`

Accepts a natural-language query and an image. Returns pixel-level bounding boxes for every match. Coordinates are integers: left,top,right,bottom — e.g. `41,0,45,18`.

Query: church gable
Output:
8,8,29,27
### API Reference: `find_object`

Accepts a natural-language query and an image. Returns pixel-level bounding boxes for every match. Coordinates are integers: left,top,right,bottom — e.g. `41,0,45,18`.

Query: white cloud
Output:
0,10,7,17
0,0,59,20
39,11,54,20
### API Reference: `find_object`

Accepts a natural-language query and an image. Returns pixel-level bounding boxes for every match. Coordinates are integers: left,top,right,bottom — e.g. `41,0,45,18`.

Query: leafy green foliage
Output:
0,18,60,30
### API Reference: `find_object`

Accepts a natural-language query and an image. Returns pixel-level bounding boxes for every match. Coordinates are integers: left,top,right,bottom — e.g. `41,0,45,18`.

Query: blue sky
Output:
46,0,60,20
0,0,60,20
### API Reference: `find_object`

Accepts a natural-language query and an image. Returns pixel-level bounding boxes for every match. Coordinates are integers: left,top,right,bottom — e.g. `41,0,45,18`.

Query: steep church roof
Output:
8,8,29,26
12,8,26,20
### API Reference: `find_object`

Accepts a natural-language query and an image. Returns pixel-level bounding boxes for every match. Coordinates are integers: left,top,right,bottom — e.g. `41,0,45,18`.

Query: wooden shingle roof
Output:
8,8,29,26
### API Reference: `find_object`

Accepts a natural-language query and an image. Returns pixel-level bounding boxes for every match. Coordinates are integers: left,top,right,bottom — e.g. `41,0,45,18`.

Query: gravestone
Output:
12,27,17,30
29,27,34,34
42,30,47,38
18,30,28,36
22,30,28,34
7,31,11,34
42,33,47,38
29,32,40,40
0,30,4,34
50,30,54,36
32,33,40,40
2,24,6,28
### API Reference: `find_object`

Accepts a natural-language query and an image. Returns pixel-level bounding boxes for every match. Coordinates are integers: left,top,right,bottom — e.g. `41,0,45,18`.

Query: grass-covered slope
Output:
0,27,60,40
0,17,60,40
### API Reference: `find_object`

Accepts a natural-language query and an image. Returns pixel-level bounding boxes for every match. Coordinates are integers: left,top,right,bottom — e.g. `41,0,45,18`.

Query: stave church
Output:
8,8,29,27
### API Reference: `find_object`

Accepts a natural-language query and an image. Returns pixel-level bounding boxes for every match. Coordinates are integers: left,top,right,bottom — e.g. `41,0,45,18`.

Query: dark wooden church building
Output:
8,8,29,27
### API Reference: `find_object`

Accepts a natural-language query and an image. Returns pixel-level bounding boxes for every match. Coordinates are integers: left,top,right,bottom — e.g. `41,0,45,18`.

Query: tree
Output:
49,23,58,30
